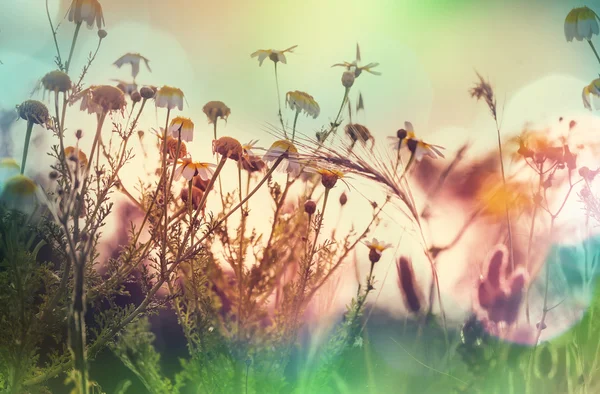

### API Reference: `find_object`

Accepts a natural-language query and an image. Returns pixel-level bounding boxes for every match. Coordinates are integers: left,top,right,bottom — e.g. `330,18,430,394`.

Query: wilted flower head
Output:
213,136,243,161
583,78,600,110
113,53,152,79
203,101,231,124
91,85,126,113
263,140,301,176
41,70,72,93
286,91,320,118
168,117,194,142
155,86,184,111
160,135,188,161
241,154,266,174
18,100,49,126
364,238,392,263
68,0,105,29
564,6,600,42
174,158,216,182
250,45,298,66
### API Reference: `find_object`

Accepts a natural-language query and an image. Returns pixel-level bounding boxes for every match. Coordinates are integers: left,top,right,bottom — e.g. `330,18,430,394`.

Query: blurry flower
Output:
160,136,187,161
406,137,445,162
564,6,600,42
477,174,531,217
41,70,72,93
304,200,317,215
364,238,392,263
0,174,43,215
286,91,320,118
140,86,156,100
203,101,231,124
113,53,152,79
155,86,184,111
263,140,301,176
251,45,298,66
396,256,425,314
213,136,243,161
0,158,20,195
17,100,49,126
341,71,355,88
169,116,194,142
68,0,104,29
64,146,89,169
180,186,205,211
175,158,216,181
582,78,600,110
113,79,138,96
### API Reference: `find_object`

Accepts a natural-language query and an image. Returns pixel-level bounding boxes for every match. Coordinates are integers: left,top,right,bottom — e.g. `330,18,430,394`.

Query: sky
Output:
2,0,600,339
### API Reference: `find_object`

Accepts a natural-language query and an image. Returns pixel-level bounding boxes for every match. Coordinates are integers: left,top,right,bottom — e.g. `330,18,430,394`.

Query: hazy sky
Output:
2,0,600,330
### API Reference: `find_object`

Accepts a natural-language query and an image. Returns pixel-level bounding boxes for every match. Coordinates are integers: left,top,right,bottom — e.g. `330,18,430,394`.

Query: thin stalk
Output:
525,164,543,323
160,108,172,278
65,22,82,74
588,39,600,66
237,164,245,338
323,87,350,141
494,120,515,271
291,110,300,143
54,91,66,161
46,0,63,69
20,121,34,174
274,62,286,136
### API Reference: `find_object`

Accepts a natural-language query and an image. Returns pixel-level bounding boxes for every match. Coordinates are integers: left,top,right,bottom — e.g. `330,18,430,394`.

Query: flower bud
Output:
342,71,355,88
98,29,108,39
131,91,142,103
140,86,156,100
304,200,316,215
369,248,381,264
339,191,348,206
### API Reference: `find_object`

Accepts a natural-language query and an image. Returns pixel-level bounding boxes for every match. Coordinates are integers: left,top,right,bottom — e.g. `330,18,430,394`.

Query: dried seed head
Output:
396,257,424,314
18,100,50,125
140,86,155,99
304,200,317,215
91,85,126,112
213,136,243,161
339,191,348,206
203,101,231,124
342,71,355,88
41,70,72,93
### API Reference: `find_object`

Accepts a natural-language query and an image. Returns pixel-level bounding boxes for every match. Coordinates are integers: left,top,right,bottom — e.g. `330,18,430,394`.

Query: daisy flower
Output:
263,140,301,176
113,53,152,79
250,45,298,66
175,158,216,182
364,238,393,263
155,86,185,111
168,116,194,142
213,136,243,161
388,121,417,150
332,44,381,77
68,0,104,29
565,6,600,42
0,158,20,195
582,78,600,110
406,138,446,162
286,91,320,118
0,174,44,216
310,167,346,189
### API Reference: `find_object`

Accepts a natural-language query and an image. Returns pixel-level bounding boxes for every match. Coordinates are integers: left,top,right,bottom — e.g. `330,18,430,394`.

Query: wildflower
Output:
180,186,205,211
140,86,156,100
168,117,194,142
406,137,445,162
175,158,216,182
64,146,89,169
160,136,188,161
113,53,152,79
155,86,184,111
203,101,231,124
341,71,355,88
564,6,600,42
304,200,317,215
582,78,600,110
41,70,72,93
477,174,531,217
396,256,425,314
263,140,301,176
286,91,320,118
364,238,392,263
332,44,381,77
68,0,105,29
18,100,49,126
313,168,345,189
213,136,243,161
250,45,298,66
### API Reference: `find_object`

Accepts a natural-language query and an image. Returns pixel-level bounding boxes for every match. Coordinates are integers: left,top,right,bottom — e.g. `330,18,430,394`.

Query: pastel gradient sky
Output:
2,0,600,330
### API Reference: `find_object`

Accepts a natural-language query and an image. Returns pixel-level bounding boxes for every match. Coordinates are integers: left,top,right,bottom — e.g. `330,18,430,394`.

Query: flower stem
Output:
274,62,286,137
237,164,245,339
588,39,600,67
65,22,82,74
161,108,172,278
291,110,300,144
323,87,350,142
20,121,34,174
494,120,515,271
